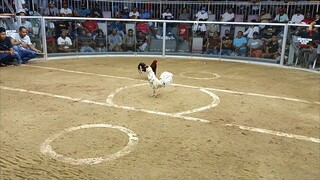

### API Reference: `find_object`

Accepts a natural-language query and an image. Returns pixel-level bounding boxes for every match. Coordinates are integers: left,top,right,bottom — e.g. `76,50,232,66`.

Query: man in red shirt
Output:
82,14,99,36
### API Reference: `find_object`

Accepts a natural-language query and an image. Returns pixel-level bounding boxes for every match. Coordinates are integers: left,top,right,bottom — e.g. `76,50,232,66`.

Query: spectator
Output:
109,21,125,38
15,11,33,35
0,27,18,66
60,2,73,17
129,7,139,19
178,23,190,42
107,28,123,52
195,6,208,21
74,4,90,17
247,32,263,58
136,31,149,52
139,8,158,39
82,14,99,37
233,31,247,56
54,20,70,39
13,0,26,14
262,35,280,59
90,3,103,18
301,12,313,24
204,31,220,55
94,29,107,52
119,7,129,19
122,28,136,51
162,8,174,35
57,30,73,52
10,26,42,64
220,8,235,22
221,30,233,56
290,9,304,24
243,20,260,40
0,19,8,29
261,25,278,43
77,29,95,52
179,7,190,21
43,1,59,16
257,8,272,29
192,19,207,36
273,8,289,23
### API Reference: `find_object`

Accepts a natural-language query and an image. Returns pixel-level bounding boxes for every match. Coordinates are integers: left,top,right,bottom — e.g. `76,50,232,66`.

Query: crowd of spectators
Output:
0,0,319,68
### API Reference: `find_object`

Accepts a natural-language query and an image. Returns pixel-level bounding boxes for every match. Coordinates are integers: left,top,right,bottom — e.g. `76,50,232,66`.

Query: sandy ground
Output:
0,57,319,179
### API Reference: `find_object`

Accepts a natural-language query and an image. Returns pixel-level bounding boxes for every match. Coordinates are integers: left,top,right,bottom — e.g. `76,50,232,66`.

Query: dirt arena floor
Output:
0,57,319,179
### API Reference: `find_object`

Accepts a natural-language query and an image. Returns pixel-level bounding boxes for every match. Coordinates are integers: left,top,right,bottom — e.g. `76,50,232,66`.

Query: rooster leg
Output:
151,89,156,97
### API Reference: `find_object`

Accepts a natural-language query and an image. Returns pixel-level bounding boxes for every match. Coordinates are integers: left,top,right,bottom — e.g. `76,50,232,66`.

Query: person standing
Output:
10,26,42,64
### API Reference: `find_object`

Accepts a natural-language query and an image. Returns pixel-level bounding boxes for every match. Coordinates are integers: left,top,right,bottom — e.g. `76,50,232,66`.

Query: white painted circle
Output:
180,71,220,80
40,124,139,165
106,83,220,116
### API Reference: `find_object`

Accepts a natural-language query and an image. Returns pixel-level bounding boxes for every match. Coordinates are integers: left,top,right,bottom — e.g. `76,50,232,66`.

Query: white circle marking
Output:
180,71,221,80
40,124,139,165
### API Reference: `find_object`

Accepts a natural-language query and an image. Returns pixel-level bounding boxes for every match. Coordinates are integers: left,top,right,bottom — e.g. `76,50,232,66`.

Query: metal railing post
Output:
280,24,288,66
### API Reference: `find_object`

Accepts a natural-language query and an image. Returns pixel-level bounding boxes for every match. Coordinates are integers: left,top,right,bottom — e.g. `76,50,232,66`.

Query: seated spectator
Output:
273,8,289,23
129,7,139,19
82,14,99,37
204,31,220,55
60,2,73,17
14,11,33,35
136,22,149,35
13,0,26,15
257,8,271,29
220,8,235,22
301,12,313,24
243,19,260,40
261,25,278,43
57,30,73,52
122,29,136,51
195,6,208,21
179,7,190,21
262,35,280,59
136,31,149,52
297,22,320,68
10,26,42,64
94,29,107,52
192,19,207,37
233,31,247,56
77,29,95,52
118,7,129,19
109,21,125,38
107,28,123,52
290,8,304,24
178,23,190,42
162,8,174,35
43,1,59,16
55,20,70,39
90,3,103,18
0,27,19,66
221,30,233,56
74,4,90,17
247,32,263,58
139,8,158,39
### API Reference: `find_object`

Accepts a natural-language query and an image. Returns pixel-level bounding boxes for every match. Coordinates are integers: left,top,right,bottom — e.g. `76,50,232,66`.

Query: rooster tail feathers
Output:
159,71,173,86
150,60,157,75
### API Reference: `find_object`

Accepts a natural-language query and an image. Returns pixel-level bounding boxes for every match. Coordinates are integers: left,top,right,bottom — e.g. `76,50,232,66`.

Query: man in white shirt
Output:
162,8,174,35
10,26,42,64
221,8,234,22
195,7,208,21
290,9,304,24
60,2,73,17
129,7,139,19
57,30,73,52
13,0,26,14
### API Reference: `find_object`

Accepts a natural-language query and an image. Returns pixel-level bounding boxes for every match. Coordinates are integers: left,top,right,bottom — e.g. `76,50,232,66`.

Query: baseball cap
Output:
253,32,259,36
261,8,266,11
124,7,128,10
278,8,285,12
49,1,55,4
201,7,206,10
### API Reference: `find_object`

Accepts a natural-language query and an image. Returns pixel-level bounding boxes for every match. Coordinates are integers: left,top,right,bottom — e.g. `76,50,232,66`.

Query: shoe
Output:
0,63,7,67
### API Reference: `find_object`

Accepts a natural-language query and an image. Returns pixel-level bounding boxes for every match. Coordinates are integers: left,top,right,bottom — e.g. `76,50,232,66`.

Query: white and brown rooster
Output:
138,60,173,97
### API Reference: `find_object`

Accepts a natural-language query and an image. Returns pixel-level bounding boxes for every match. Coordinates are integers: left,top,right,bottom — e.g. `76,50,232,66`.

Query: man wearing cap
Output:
273,8,289,23
43,1,59,16
195,6,208,21
119,7,129,19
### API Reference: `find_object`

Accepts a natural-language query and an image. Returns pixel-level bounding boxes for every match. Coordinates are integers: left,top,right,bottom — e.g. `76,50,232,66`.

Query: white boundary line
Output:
1,85,319,144
40,124,139,165
179,71,221,80
24,65,320,105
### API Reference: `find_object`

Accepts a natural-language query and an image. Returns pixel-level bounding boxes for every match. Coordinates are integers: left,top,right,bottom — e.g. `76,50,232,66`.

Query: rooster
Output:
138,60,173,97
